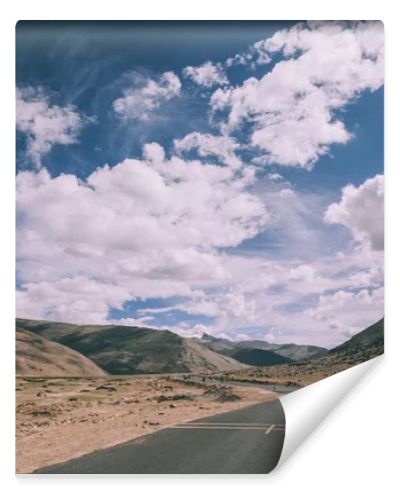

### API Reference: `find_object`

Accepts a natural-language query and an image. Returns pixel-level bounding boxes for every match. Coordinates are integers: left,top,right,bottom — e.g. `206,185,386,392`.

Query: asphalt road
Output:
35,399,285,474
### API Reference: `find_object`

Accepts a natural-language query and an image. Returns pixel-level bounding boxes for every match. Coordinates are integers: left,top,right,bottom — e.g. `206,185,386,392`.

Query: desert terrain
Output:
15,317,383,472
16,374,275,473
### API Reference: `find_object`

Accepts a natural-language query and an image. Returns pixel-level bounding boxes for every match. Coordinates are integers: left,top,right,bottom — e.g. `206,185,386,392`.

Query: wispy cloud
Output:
16,86,88,168
183,61,228,88
113,71,181,120
174,132,241,168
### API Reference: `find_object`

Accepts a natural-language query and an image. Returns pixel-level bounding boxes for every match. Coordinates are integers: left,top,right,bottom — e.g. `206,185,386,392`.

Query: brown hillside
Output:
16,329,106,377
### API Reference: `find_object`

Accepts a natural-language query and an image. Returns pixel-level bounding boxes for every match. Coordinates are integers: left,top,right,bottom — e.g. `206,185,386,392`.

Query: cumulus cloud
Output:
174,132,241,168
16,161,384,343
225,53,252,67
324,174,384,250
16,277,131,325
183,61,228,88
306,286,384,341
267,173,284,182
113,71,181,120
15,22,384,345
16,145,268,322
132,236,384,346
226,41,271,68
16,87,87,167
211,21,383,168
172,290,257,322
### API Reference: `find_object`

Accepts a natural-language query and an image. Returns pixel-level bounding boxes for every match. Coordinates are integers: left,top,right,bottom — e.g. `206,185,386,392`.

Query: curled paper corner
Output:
275,355,384,471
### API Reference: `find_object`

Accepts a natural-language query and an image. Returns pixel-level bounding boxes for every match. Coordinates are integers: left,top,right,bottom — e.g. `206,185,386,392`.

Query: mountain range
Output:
15,317,384,377
16,319,246,375
197,333,328,364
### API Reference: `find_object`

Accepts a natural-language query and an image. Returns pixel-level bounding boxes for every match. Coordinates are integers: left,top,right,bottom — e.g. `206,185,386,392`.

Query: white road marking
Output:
173,423,284,432
174,425,272,431
177,422,282,427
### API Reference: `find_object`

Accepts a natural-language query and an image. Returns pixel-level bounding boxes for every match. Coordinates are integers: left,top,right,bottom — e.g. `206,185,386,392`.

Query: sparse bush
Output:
155,393,193,403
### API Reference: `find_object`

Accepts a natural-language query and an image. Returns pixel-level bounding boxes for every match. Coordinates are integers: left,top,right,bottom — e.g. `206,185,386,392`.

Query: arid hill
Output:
16,329,106,376
330,318,384,353
16,319,247,375
226,318,384,386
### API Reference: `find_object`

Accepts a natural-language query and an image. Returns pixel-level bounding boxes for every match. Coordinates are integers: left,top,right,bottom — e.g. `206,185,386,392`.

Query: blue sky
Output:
16,21,384,347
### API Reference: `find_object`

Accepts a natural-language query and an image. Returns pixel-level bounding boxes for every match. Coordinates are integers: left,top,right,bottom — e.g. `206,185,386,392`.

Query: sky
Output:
15,21,384,348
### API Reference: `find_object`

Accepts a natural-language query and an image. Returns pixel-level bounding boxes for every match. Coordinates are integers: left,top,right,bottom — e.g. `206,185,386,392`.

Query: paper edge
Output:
274,355,383,471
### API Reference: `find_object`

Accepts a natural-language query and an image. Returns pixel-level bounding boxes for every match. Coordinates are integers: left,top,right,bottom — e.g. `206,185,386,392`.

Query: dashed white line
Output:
173,423,284,432
177,422,284,427
174,425,272,431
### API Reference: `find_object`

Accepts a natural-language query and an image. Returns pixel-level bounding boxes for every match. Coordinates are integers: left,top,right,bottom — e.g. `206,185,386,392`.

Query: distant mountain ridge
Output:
198,332,328,365
198,319,383,367
201,333,218,342
15,317,383,376
227,318,384,387
231,348,291,366
16,319,247,375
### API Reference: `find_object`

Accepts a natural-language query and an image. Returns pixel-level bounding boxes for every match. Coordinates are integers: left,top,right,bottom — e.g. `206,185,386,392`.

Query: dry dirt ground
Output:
16,375,276,473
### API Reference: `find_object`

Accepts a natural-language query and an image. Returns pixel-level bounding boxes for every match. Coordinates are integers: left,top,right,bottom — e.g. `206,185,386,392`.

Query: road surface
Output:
35,399,285,474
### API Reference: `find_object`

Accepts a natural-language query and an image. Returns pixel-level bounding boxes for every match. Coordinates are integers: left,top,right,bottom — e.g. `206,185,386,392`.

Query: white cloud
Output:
17,276,131,325
174,290,257,322
211,21,384,168
225,53,252,67
16,145,268,323
16,87,86,167
183,61,228,88
133,238,383,346
267,173,284,182
16,163,384,345
174,132,241,168
15,22,384,346
113,71,181,120
251,41,273,65
306,286,384,341
226,42,271,68
324,174,384,250
158,179,384,346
